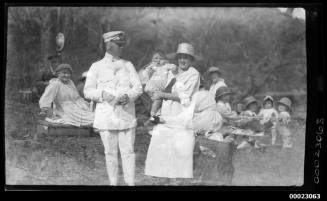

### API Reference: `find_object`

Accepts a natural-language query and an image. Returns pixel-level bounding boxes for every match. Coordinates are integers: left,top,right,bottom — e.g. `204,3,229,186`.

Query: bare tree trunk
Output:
39,9,52,65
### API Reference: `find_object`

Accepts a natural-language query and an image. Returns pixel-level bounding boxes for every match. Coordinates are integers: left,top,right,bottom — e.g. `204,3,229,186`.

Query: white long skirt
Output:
145,124,195,178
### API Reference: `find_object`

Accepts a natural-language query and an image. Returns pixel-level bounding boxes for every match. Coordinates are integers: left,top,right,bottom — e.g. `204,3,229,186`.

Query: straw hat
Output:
277,97,292,111
215,86,233,100
166,43,199,60
243,96,259,109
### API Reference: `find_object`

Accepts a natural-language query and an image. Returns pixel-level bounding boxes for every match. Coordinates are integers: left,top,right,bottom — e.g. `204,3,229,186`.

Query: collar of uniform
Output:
104,52,120,62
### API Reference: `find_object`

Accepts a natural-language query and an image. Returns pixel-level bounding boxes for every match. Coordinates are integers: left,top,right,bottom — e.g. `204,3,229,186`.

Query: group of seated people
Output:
139,51,293,150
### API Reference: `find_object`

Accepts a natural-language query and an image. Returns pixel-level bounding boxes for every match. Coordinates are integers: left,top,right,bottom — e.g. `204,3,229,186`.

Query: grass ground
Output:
5,99,306,186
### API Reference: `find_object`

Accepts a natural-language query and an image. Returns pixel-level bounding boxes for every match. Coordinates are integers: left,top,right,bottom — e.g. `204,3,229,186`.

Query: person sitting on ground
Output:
276,97,293,149
257,95,278,145
147,91,234,185
143,50,178,123
39,63,94,126
237,96,263,149
214,86,245,144
188,91,235,185
207,66,227,97
215,86,239,122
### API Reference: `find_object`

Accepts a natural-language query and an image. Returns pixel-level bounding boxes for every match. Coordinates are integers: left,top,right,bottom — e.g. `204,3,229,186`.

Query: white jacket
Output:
84,53,142,130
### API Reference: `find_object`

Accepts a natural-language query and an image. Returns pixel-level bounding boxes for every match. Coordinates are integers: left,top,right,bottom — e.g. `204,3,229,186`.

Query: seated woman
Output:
145,90,234,185
39,63,95,127
190,91,235,185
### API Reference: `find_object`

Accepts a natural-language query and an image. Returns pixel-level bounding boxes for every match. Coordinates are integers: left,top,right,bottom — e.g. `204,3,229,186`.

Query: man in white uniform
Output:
84,31,142,186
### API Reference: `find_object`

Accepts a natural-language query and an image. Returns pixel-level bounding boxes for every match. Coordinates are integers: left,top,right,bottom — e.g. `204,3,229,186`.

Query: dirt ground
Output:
5,100,306,186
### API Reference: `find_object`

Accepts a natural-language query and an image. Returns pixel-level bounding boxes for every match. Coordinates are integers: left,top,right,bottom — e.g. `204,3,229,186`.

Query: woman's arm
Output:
39,79,60,109
161,92,180,102
151,91,180,102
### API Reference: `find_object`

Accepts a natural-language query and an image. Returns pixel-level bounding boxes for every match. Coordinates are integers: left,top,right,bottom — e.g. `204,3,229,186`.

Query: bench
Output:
36,119,97,137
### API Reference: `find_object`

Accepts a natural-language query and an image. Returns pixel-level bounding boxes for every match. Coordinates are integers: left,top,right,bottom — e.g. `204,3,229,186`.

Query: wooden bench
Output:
36,119,97,137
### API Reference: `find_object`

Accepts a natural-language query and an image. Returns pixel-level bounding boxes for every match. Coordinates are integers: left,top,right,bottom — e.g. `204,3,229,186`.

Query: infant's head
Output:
151,50,165,65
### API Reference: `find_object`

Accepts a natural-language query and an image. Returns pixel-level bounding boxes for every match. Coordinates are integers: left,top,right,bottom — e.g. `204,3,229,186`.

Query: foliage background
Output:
6,7,306,103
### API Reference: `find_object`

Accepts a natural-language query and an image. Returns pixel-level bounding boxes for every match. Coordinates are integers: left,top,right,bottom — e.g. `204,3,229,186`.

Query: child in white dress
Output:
276,97,293,148
257,95,278,145
144,51,178,123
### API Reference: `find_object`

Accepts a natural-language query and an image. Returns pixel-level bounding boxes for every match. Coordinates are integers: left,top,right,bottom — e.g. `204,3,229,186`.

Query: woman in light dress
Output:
39,63,94,127
144,43,201,183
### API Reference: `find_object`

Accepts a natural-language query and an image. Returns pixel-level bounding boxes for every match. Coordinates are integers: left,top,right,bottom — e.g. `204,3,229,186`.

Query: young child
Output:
237,96,262,149
214,86,239,141
276,97,293,148
257,95,278,145
144,51,178,123
208,66,227,97
215,86,238,122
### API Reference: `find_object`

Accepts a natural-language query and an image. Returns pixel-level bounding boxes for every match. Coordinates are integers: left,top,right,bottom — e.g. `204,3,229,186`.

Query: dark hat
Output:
215,86,233,100
54,63,73,74
277,97,292,111
207,66,223,75
243,96,259,109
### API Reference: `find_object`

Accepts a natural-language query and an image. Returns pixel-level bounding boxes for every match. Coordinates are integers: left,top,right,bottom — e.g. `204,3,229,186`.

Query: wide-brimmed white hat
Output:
166,43,200,60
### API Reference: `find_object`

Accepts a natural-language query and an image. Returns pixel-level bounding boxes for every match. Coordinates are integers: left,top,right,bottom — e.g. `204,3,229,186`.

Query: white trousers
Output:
100,128,136,186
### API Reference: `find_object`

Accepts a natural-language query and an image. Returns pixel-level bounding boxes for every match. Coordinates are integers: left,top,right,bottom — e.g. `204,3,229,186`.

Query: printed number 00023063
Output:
289,194,320,199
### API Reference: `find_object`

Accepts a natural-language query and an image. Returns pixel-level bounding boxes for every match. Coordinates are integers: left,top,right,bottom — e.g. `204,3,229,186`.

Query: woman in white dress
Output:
144,43,201,182
39,64,94,126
